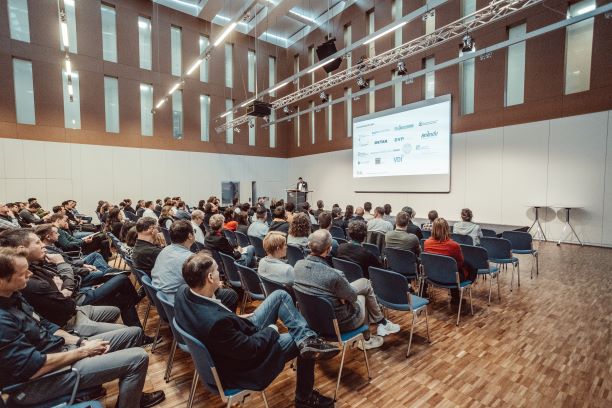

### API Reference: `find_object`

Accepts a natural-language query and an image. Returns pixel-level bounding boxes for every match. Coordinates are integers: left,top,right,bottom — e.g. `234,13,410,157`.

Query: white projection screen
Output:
352,95,451,193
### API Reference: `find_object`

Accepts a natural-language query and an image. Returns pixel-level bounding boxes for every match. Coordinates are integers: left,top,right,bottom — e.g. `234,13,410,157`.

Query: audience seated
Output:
366,207,393,234
363,202,374,221
294,230,399,350
173,201,190,220
247,207,269,238
385,211,422,256
383,204,395,226
49,213,112,260
312,200,325,219
285,202,296,223
123,198,136,214
317,212,339,256
269,206,290,235
236,212,250,235
258,232,295,286
452,208,483,245
0,202,20,230
135,200,146,218
174,252,340,408
331,207,345,231
19,202,49,225
401,206,424,239
142,201,158,219
158,205,174,230
190,210,206,245
421,209,438,231
300,202,318,225
105,208,125,238
336,220,382,279
120,226,138,258
354,207,365,221
287,212,311,250
132,217,164,276
222,207,238,231
205,214,256,267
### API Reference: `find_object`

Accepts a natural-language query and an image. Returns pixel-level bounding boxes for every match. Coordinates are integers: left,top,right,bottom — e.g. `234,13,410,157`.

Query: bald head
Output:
308,229,332,256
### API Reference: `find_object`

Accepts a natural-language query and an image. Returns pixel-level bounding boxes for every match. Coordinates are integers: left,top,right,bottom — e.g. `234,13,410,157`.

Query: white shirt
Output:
191,221,205,244
143,208,157,219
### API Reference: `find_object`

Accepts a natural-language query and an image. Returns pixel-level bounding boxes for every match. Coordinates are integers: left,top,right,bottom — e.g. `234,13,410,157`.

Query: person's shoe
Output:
142,335,163,348
140,390,165,408
299,337,340,360
377,320,400,337
295,389,335,408
357,335,384,350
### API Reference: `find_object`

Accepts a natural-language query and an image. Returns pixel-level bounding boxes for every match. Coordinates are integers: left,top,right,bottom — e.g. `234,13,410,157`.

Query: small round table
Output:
526,205,547,241
552,206,583,246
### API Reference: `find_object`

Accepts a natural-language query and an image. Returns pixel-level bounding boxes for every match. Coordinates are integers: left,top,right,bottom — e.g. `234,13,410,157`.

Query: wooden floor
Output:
101,241,612,407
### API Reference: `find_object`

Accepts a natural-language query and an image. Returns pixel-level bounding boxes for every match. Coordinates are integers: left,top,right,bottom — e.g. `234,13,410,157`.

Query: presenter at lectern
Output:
296,177,309,201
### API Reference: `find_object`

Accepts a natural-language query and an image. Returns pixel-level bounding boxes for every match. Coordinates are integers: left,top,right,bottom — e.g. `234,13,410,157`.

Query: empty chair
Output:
369,266,430,358
330,226,346,240
460,244,500,304
502,231,538,278
363,242,381,260
332,257,364,282
480,237,520,290
235,263,266,313
235,231,251,248
156,291,193,383
482,228,497,237
218,252,242,290
223,229,237,247
140,274,169,353
173,318,270,408
293,289,371,401
420,253,474,326
384,248,420,290
286,244,305,267
451,233,474,246
249,235,266,258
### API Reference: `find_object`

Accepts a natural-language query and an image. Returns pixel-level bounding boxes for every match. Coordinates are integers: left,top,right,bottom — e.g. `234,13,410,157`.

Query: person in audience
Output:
132,217,164,276
0,247,166,408
300,202,318,225
287,213,311,250
354,207,365,221
98,202,111,224
385,211,422,256
236,212,250,235
173,201,190,220
269,206,290,235
259,232,295,286
120,227,138,259
28,198,48,218
206,214,256,267
157,205,174,230
367,206,393,234
337,220,382,279
453,208,483,245
383,204,395,226
247,206,269,239
222,207,238,232
190,210,206,245
119,221,136,244
141,201,157,219
18,203,48,225
294,230,399,350
104,207,125,237
424,218,477,304
317,212,339,256
203,202,217,228
174,252,339,408
154,199,163,213
0,202,20,230
363,202,374,221
401,206,424,239
284,202,295,223
49,213,112,260
151,220,238,309
331,207,345,231
123,198,136,214
421,210,438,231
67,200,92,224
313,200,325,218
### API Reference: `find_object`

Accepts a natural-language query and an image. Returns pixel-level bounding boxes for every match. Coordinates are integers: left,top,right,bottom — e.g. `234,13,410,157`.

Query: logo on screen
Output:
419,120,437,126
421,130,438,139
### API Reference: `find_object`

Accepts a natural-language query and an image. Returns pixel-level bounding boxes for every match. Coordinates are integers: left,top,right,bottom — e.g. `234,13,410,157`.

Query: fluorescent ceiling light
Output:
65,59,72,76
60,21,69,47
574,4,596,16
168,83,181,95
269,81,289,93
240,98,255,108
155,99,166,109
363,21,407,45
289,10,315,23
307,58,335,73
186,59,202,75
214,22,237,46
220,111,231,118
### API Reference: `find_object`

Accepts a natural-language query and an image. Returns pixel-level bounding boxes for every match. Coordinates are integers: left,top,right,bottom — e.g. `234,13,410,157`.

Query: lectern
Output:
286,189,313,207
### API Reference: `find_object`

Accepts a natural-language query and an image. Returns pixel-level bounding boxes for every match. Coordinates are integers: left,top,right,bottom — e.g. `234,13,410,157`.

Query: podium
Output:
286,189,313,207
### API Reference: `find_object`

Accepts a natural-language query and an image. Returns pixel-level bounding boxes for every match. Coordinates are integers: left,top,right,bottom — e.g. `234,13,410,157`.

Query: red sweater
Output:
424,238,469,280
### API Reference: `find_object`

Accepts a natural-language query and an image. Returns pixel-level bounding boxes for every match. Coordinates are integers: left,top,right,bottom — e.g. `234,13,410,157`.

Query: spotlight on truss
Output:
234,127,241,133
248,120,255,128
356,76,368,90
461,33,475,52
397,61,407,76
283,106,294,115
319,92,328,102
263,115,269,124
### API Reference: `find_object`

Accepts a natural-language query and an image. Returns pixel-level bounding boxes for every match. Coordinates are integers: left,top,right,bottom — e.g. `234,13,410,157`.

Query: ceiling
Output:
153,0,355,48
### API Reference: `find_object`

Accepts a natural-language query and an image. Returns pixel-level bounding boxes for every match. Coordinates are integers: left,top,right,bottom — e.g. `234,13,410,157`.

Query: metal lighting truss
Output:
216,0,543,133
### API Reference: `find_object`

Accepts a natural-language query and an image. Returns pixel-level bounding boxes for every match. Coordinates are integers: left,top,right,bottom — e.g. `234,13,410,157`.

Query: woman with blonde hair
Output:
158,205,175,230
258,231,295,286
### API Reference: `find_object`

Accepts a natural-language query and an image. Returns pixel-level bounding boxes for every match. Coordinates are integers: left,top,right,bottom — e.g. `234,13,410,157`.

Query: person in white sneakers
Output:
293,229,400,350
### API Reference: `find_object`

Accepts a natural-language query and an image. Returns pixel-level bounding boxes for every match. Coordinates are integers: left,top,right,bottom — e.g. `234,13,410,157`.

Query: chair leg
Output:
187,371,199,408
469,287,474,316
151,319,162,353
361,337,371,379
424,307,431,343
535,252,539,276
334,345,348,401
164,339,177,382
142,302,151,330
406,313,416,358
496,273,501,302
516,260,520,287
488,273,493,305
456,288,464,326
510,263,515,292
261,391,269,408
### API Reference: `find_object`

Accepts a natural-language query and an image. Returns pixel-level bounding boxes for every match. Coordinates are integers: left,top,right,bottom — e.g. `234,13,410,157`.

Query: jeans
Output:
15,327,148,408
73,231,93,239
236,245,256,267
248,290,316,400
82,252,110,273
64,304,126,337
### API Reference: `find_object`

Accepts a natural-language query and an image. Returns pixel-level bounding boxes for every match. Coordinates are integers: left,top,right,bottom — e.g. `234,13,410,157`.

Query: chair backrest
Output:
459,244,490,270
420,252,459,286
480,237,513,260
501,230,533,251
482,228,497,237
362,242,381,259
420,238,427,250
293,289,339,341
451,233,474,245
218,252,242,287
208,249,225,278
366,231,386,254
384,247,418,278
248,235,266,258
156,291,185,346
223,229,237,247
311,224,320,232
235,263,265,297
173,318,223,396
331,257,364,282
140,274,169,322
421,230,432,239
368,266,410,308
259,274,288,297
335,237,348,245
160,227,172,245
107,233,122,250
235,231,251,248
330,226,346,240
286,244,305,267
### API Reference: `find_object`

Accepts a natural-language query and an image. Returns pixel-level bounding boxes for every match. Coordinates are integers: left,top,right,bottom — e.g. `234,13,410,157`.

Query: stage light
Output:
461,33,475,52
263,115,269,124
397,61,407,76
248,120,255,128
356,76,368,90
234,126,241,133
319,92,328,102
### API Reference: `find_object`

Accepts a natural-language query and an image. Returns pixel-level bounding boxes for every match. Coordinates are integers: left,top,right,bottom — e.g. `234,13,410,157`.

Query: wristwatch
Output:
76,337,88,347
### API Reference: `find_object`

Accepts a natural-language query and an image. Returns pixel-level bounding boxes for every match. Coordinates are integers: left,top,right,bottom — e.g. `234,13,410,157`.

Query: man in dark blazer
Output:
174,252,339,408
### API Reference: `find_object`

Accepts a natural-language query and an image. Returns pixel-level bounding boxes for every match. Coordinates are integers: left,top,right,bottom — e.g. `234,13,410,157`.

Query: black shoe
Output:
142,335,163,348
299,337,340,360
140,390,165,408
295,389,335,408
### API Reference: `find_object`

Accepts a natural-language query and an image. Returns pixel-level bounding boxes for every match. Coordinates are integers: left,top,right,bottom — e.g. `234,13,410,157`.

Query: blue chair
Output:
223,229,237,247
482,228,497,237
293,289,371,401
480,237,520,291
330,225,346,240
235,231,251,248
332,257,364,282
420,253,474,326
335,237,348,245
366,231,386,254
363,242,381,260
368,266,430,358
173,319,270,408
451,233,474,246
420,238,427,250
384,248,419,281
286,244,305,267
218,252,243,290
421,230,432,239
107,232,128,269
248,235,266,258
157,291,194,383
207,249,226,279
502,231,538,278
460,244,500,304
259,274,287,297
140,274,168,353
132,268,153,329
235,263,266,313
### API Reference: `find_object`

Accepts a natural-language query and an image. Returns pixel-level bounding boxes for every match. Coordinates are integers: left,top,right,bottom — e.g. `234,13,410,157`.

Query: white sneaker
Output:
357,335,384,350
377,320,401,337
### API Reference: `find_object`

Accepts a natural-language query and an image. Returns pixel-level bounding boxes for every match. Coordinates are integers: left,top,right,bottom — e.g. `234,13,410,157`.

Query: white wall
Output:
287,110,612,247
0,140,288,216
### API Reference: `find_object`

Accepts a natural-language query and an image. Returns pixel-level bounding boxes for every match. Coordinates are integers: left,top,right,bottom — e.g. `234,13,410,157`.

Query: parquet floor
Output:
101,241,612,407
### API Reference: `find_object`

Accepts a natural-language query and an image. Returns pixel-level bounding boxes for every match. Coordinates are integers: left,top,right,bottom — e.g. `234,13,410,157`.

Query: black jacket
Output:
406,221,424,240
336,242,382,279
268,220,289,235
132,239,163,275
205,232,241,259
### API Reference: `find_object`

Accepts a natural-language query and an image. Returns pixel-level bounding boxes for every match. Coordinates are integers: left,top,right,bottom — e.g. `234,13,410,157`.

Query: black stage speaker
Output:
316,39,342,73
246,100,272,117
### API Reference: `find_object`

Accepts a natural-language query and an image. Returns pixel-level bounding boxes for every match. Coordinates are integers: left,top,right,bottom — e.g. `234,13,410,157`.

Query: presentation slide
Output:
352,95,451,193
